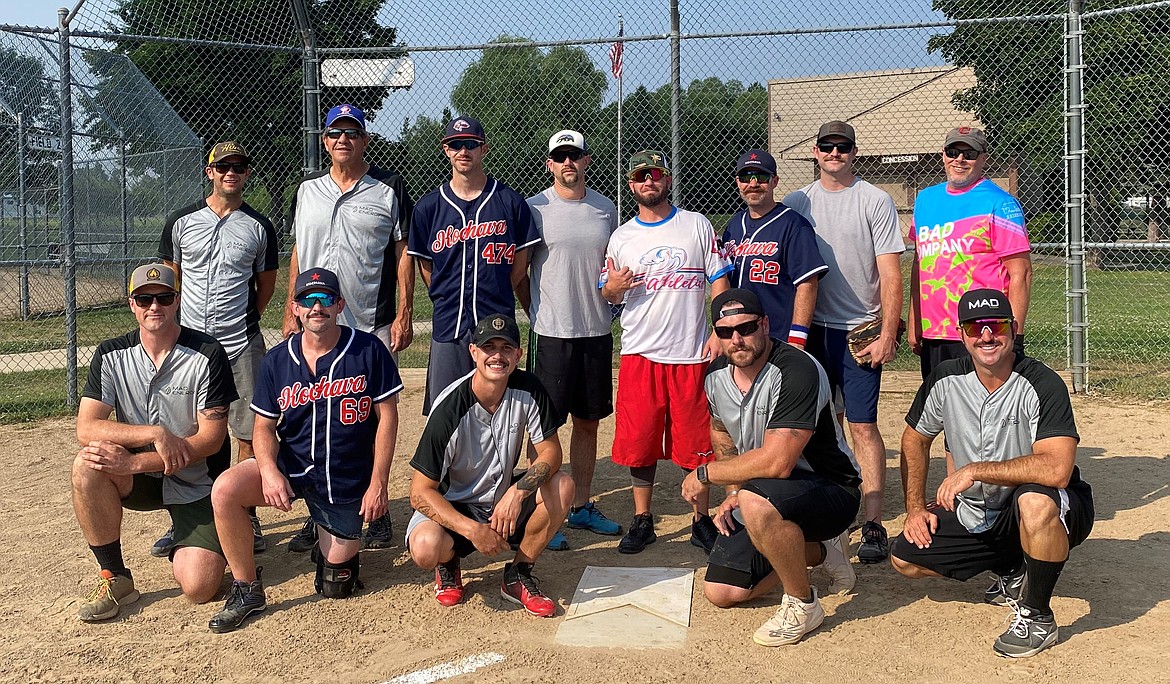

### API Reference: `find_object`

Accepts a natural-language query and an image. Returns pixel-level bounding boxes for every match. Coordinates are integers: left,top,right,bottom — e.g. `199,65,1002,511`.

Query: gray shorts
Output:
423,332,474,415
228,334,265,441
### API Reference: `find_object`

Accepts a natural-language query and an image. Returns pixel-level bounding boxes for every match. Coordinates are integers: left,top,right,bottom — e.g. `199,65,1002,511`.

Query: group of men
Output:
69,104,1092,659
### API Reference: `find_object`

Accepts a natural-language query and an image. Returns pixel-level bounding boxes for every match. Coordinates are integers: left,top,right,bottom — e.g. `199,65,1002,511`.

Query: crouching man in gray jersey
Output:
891,288,1094,658
681,289,861,647
406,314,574,617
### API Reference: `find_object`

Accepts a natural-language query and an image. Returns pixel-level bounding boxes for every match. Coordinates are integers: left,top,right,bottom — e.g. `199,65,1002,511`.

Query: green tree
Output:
0,47,59,195
84,0,405,235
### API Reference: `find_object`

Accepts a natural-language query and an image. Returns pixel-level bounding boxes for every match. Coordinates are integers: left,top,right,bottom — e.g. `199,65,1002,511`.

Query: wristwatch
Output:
696,464,709,485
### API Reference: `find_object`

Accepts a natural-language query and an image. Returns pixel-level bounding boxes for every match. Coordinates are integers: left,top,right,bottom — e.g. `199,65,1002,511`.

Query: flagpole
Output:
615,14,624,220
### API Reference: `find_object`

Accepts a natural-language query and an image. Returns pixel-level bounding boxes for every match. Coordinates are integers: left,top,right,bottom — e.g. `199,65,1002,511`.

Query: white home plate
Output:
555,566,694,648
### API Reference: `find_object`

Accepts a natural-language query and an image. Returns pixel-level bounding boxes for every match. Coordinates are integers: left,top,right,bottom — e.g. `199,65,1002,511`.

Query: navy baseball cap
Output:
958,288,1013,323
442,117,486,144
324,103,366,130
294,268,342,298
736,149,777,175
711,288,766,322
473,314,521,347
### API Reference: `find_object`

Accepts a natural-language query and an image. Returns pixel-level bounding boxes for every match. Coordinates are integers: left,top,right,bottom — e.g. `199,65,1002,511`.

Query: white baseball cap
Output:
548,129,588,155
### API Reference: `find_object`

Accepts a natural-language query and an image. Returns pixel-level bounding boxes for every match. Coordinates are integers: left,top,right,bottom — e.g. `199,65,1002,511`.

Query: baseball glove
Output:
846,316,906,366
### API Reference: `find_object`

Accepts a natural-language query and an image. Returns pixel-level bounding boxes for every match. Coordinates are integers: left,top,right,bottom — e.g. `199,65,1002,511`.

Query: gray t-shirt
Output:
526,187,617,338
783,179,904,329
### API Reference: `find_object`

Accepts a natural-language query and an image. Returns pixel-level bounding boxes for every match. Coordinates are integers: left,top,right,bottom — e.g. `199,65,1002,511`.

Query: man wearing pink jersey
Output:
909,127,1032,378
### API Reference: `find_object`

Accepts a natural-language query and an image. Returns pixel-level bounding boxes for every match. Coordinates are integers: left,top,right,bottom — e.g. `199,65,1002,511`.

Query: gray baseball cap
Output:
129,263,178,295
944,126,988,153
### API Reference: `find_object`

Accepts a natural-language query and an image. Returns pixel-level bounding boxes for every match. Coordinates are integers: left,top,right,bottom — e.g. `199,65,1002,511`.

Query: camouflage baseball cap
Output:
207,141,250,165
627,149,670,178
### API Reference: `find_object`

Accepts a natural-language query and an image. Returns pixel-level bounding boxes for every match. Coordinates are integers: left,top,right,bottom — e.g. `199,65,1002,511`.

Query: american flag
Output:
609,26,624,79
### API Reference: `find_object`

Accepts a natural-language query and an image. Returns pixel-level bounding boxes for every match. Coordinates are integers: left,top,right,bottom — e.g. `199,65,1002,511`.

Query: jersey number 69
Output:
339,396,372,424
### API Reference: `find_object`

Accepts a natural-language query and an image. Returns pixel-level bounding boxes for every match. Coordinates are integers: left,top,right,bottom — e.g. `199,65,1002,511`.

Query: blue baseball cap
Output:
442,116,486,144
294,268,342,298
324,103,366,130
735,149,777,175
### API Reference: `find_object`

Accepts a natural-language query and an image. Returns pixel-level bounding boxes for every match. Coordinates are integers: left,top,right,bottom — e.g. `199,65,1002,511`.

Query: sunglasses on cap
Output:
296,292,337,308
549,149,585,163
209,161,248,174
737,171,772,184
960,319,1012,337
324,128,365,140
629,168,667,183
713,318,762,339
132,292,177,308
816,141,855,154
446,139,483,151
945,147,982,161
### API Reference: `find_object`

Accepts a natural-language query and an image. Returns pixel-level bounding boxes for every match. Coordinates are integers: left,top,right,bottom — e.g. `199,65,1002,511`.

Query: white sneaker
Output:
752,588,825,646
817,532,856,594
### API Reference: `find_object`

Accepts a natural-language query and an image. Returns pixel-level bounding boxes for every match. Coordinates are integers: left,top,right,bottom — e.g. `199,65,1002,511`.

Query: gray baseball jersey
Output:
290,166,413,332
906,354,1080,533
82,327,238,504
705,339,861,488
783,179,904,329
526,186,618,338
410,369,563,507
158,200,279,358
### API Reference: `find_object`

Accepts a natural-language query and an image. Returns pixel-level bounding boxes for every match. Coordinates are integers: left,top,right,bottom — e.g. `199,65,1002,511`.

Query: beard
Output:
633,183,669,208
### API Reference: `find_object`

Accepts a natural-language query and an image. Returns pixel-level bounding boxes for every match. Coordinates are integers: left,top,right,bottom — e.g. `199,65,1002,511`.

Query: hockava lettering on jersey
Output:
642,272,704,292
278,375,369,410
430,219,509,251
723,239,779,258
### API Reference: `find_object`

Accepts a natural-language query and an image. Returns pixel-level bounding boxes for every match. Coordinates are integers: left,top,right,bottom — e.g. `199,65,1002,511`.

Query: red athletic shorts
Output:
612,354,714,470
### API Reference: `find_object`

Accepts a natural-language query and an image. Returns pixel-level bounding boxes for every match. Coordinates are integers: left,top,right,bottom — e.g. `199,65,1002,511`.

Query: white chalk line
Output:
382,651,506,684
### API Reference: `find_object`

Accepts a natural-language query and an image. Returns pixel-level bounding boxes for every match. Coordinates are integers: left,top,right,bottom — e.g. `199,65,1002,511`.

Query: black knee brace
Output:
315,552,362,599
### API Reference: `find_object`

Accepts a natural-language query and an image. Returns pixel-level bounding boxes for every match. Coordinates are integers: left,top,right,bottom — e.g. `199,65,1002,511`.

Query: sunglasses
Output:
737,171,772,184
446,139,483,151
549,149,585,163
132,292,177,308
296,292,337,308
713,318,762,339
324,128,365,140
816,141,855,154
960,319,1012,337
945,147,982,161
209,162,248,174
629,168,667,183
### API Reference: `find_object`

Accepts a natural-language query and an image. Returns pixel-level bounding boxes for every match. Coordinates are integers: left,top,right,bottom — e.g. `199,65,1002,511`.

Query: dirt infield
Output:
2,372,1168,683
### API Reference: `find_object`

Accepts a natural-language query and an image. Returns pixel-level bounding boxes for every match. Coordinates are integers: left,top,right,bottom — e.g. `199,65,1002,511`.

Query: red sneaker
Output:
500,563,555,617
433,562,463,607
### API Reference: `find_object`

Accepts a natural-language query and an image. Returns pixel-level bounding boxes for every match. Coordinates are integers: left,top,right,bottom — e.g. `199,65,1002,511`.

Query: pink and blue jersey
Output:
911,179,1030,341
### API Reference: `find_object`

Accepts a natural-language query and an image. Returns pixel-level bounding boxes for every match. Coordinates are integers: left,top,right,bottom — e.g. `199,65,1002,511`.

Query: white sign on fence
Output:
880,154,920,164
26,133,63,153
321,57,415,88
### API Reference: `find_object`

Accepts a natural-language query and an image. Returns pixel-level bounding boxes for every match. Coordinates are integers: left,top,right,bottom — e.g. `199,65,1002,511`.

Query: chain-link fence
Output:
1,0,1168,420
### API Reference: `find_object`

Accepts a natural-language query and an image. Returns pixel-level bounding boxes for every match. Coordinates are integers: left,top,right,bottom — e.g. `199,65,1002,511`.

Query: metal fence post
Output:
291,0,320,174
1065,0,1087,393
18,111,29,320
59,7,79,409
120,135,129,288
670,0,680,205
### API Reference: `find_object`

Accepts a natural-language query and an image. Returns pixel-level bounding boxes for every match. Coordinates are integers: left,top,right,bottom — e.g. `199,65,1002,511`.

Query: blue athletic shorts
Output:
807,324,882,423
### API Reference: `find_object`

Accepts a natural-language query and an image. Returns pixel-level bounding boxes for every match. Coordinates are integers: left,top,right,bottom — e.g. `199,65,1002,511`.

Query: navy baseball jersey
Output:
721,204,828,332
407,179,539,342
251,326,403,504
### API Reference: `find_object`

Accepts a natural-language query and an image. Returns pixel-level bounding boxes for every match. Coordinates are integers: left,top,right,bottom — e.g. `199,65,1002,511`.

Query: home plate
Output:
555,566,694,649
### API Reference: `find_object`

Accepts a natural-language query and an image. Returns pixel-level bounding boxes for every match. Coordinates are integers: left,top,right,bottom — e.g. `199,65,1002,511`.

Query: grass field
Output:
3,258,1170,423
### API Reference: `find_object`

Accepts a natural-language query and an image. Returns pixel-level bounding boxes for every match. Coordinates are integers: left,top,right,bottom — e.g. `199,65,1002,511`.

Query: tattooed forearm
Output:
411,493,448,529
516,462,552,492
199,406,229,421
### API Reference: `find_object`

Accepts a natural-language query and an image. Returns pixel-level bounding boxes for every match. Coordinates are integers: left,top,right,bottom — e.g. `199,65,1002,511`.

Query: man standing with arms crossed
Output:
408,116,538,415
602,150,732,555
909,127,1032,379
156,141,277,557
522,130,621,551
282,103,414,551
783,121,905,563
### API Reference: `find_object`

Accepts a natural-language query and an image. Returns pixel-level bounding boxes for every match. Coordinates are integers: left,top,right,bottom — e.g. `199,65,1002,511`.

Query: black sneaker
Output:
984,568,1026,606
150,525,176,558
288,518,317,553
857,520,889,564
993,603,1058,658
363,512,395,549
618,513,657,554
251,514,267,554
208,569,267,633
690,514,718,554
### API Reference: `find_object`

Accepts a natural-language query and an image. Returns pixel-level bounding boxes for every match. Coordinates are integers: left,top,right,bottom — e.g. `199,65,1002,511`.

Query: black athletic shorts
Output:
919,339,967,380
526,331,614,423
705,470,861,589
890,474,1094,581
445,494,539,559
